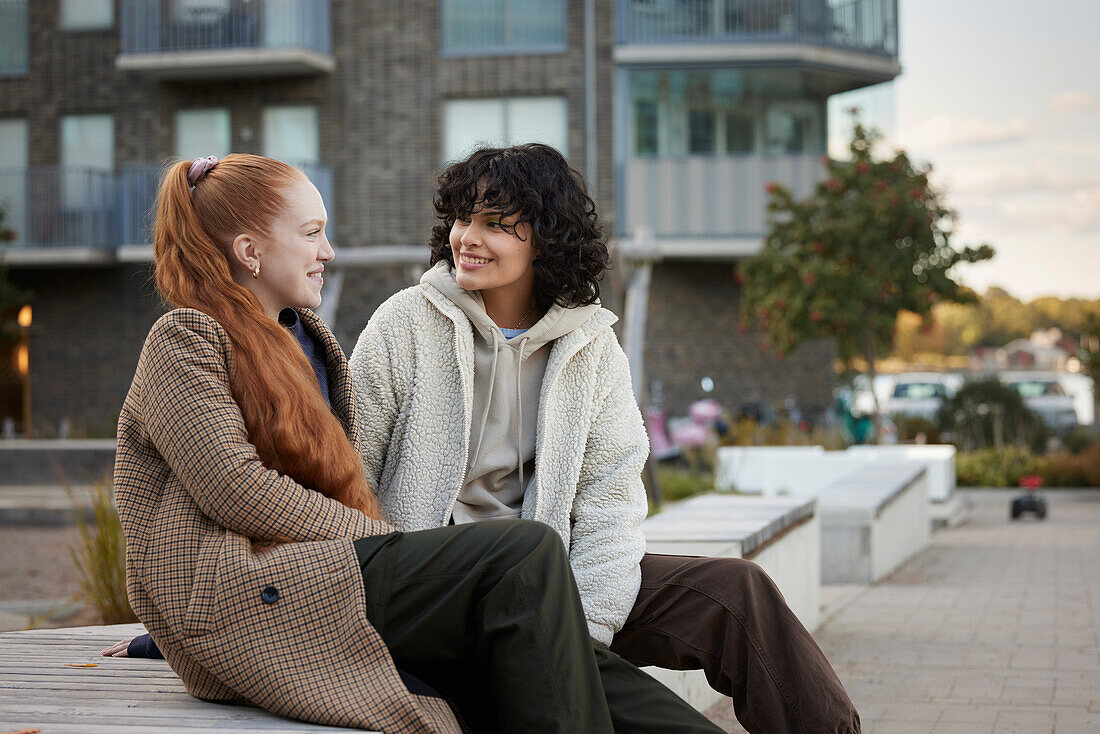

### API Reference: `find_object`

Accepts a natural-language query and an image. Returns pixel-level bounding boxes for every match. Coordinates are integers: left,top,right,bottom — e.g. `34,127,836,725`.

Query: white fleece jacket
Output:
348,273,650,644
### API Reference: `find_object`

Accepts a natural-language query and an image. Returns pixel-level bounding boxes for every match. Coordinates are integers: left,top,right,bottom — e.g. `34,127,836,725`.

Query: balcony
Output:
615,0,899,88
0,163,333,263
619,153,823,257
117,0,334,80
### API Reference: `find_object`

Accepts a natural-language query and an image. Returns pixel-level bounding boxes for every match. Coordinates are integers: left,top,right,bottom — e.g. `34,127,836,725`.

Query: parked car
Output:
885,373,961,422
1000,372,1079,434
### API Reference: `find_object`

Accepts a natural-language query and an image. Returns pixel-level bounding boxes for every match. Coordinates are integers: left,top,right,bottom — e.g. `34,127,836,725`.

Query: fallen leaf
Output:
64,663,99,668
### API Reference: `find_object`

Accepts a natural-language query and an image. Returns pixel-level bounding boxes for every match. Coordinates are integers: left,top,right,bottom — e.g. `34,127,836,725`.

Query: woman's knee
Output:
471,518,564,567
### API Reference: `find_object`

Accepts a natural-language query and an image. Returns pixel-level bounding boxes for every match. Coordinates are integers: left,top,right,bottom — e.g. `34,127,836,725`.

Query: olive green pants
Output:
354,519,721,734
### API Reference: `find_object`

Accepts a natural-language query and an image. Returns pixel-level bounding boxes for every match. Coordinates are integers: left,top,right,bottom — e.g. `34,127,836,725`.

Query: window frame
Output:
439,0,568,57
58,0,114,32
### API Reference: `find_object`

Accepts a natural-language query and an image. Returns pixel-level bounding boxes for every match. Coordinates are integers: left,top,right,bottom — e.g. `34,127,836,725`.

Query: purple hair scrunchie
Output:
187,155,219,187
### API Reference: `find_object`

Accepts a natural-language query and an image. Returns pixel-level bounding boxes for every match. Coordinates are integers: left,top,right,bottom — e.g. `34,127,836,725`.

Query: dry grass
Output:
68,478,138,624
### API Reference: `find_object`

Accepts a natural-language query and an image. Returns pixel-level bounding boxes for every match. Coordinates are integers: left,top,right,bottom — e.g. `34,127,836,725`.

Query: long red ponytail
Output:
153,154,381,520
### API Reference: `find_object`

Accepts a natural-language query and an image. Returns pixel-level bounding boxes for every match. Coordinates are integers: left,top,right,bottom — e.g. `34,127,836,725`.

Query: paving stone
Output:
813,490,1100,734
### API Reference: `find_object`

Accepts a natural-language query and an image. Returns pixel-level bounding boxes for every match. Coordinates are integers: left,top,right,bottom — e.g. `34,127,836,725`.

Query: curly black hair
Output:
429,143,610,311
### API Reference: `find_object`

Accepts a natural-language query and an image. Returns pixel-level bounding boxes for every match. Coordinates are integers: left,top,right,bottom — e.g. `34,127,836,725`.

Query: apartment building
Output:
0,0,898,436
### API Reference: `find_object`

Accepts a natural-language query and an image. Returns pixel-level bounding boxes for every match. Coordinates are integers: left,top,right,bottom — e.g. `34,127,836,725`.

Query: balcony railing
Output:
0,0,28,77
617,0,898,57
620,153,823,239
118,0,333,78
0,163,333,250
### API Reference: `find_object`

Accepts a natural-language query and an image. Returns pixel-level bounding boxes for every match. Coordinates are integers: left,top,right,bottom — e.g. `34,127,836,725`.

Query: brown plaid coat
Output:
114,307,461,732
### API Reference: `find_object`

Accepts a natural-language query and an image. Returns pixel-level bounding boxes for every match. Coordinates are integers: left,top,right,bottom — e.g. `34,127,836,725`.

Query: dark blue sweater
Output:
127,309,329,661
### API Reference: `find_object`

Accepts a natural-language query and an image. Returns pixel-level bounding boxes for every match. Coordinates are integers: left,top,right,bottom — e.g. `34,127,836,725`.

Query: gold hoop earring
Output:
251,264,260,279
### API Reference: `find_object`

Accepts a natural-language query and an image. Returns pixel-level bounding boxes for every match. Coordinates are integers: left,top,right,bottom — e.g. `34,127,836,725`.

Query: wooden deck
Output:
0,623,372,733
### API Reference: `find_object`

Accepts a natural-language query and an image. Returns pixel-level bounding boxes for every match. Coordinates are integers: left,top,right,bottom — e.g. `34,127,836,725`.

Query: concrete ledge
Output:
641,493,820,711
0,440,116,485
819,463,930,584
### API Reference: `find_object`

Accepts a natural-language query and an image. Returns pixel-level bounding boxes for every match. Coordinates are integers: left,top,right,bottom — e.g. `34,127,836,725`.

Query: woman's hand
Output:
101,638,133,657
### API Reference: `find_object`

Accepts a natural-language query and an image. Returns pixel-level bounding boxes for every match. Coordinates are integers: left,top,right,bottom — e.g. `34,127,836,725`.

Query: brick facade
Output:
644,262,836,417
1,0,834,435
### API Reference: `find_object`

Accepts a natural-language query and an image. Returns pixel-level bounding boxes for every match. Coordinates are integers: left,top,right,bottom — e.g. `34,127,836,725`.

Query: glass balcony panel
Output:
1,162,334,250
119,0,331,57
0,168,117,249
618,0,898,57
628,68,826,157
0,0,28,76
621,153,823,238
441,0,566,55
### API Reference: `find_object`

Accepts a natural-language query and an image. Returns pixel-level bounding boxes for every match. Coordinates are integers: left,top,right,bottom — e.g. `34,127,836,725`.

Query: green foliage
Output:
69,479,138,625
1037,444,1100,487
956,445,1100,487
956,448,1039,487
1064,426,1099,456
892,289,1100,359
648,466,715,516
938,379,1048,452
739,114,994,367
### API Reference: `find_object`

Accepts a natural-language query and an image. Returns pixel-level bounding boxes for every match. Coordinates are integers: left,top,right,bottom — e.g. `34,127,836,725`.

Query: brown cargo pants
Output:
611,554,861,734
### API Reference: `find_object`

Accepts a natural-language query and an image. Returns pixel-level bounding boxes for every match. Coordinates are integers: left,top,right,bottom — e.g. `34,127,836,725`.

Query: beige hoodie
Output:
421,263,599,523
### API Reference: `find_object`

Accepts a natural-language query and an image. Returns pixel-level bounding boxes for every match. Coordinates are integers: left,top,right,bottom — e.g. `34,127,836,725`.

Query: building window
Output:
443,97,568,163
628,68,825,157
0,118,28,246
176,108,232,160
60,114,114,209
441,0,566,55
0,0,28,76
262,106,320,166
60,0,113,30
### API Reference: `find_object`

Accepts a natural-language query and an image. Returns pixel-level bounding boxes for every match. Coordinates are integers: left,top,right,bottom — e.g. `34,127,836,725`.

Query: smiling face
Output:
244,176,333,317
450,205,537,306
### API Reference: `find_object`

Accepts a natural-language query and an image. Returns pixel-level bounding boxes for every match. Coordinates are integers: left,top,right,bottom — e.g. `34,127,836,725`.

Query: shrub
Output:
1064,426,1099,455
938,379,1048,452
956,443,1100,487
955,448,1040,487
69,479,138,624
1036,443,1100,487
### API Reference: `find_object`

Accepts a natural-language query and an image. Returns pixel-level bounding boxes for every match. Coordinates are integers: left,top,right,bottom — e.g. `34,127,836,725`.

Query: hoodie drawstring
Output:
515,336,530,495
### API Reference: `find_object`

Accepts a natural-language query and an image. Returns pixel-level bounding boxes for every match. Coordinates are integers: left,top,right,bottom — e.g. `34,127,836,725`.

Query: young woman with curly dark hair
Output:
349,143,861,734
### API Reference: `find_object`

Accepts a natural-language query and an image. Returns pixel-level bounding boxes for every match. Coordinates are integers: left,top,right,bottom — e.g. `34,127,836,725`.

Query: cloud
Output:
900,116,1033,151
1047,92,1100,118
947,161,1100,196
998,187,1100,233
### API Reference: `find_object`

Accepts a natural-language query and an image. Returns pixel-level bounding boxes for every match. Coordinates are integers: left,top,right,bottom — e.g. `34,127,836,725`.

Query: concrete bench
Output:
0,623,374,733
714,445,825,493
640,493,820,712
817,462,930,584
716,444,965,531
846,445,956,502
0,439,116,485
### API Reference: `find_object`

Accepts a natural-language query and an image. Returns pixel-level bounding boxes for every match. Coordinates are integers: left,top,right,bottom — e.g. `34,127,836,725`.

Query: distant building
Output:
970,331,1071,373
0,0,899,436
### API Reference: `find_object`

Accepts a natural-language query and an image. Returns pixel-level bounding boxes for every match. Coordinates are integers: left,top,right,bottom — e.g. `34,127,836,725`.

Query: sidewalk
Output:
814,489,1098,734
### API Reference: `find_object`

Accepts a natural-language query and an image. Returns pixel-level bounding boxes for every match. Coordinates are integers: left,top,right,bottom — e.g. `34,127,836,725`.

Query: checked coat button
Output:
260,586,280,604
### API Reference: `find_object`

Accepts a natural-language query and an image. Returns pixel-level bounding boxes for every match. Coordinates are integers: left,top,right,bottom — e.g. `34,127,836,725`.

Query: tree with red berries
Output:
738,114,994,439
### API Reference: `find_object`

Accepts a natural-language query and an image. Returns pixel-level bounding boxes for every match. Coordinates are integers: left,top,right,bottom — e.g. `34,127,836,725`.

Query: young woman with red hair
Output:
108,153,721,733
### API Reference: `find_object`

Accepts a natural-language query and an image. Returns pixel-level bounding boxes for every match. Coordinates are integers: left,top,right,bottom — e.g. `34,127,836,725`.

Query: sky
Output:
827,0,1100,301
